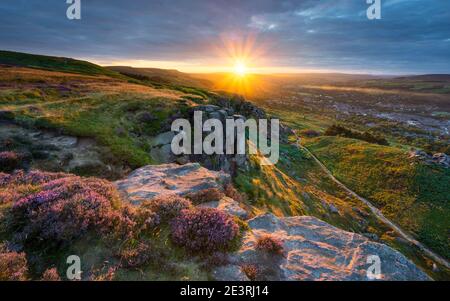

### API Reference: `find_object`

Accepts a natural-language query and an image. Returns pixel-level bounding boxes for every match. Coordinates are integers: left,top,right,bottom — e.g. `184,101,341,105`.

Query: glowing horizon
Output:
88,57,403,75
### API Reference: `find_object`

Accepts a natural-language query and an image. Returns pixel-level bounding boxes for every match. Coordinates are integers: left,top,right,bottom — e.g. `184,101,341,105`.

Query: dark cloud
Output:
0,0,449,73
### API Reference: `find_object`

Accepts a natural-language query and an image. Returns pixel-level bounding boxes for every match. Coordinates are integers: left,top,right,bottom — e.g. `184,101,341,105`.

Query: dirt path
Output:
294,135,450,270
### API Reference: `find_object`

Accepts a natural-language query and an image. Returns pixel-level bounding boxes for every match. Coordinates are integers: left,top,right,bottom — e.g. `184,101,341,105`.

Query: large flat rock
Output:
115,163,231,205
217,213,431,281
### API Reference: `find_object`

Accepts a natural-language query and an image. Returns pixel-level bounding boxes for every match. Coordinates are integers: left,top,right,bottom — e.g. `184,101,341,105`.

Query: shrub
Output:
0,151,21,172
184,188,224,204
143,194,192,221
202,252,229,270
41,268,61,281
255,235,284,255
0,244,28,281
123,206,160,232
8,173,128,248
118,242,153,268
224,184,245,203
0,170,68,187
241,264,258,281
299,129,320,138
0,170,69,205
324,124,389,146
171,208,239,253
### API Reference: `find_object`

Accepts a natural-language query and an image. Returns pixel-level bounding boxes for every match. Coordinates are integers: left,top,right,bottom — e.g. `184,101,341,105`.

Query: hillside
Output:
304,136,450,259
108,66,213,89
0,50,122,78
0,51,448,280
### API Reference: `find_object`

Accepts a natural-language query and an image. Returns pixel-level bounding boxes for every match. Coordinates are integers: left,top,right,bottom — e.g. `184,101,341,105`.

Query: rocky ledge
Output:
115,162,430,281
409,150,450,168
216,213,430,281
115,163,230,205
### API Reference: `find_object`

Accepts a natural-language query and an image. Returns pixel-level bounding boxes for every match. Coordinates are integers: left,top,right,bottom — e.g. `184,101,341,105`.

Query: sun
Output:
234,61,248,76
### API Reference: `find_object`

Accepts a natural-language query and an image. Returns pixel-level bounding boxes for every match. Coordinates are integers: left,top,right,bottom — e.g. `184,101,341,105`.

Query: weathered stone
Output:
150,144,176,163
149,131,175,148
115,163,231,205
226,213,431,281
233,114,246,121
0,123,125,179
199,196,249,219
195,105,220,112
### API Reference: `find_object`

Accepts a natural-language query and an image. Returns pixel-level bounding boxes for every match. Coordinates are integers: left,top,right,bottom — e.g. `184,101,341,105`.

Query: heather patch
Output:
171,207,239,253
41,267,61,281
143,195,192,221
0,243,28,281
5,172,128,248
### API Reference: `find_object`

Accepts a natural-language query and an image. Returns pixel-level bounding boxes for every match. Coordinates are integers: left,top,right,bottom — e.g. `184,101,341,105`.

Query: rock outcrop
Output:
115,163,230,205
115,162,429,281
409,149,450,168
199,196,249,219
0,122,127,179
215,213,430,281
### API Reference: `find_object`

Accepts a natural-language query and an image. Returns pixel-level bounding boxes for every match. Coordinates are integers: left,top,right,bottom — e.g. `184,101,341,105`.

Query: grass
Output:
0,64,193,168
0,50,123,78
305,136,450,260
8,93,191,168
243,100,450,278
1,58,448,279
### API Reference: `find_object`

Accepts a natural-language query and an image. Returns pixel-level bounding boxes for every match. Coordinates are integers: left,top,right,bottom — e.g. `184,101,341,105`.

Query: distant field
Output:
358,75,450,94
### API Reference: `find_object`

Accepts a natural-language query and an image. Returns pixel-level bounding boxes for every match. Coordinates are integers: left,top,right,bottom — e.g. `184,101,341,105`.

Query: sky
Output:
1,0,450,74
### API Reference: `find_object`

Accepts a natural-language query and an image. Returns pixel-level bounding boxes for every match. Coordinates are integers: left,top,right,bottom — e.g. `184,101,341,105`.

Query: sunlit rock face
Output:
216,213,431,281
115,163,230,205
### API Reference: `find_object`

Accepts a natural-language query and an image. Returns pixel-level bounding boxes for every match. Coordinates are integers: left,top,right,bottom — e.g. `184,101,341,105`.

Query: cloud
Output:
0,0,449,73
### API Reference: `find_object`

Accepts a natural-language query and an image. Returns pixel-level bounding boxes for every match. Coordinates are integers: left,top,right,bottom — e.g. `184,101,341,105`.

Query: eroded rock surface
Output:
0,122,127,179
199,196,249,219
115,163,231,205
216,213,430,281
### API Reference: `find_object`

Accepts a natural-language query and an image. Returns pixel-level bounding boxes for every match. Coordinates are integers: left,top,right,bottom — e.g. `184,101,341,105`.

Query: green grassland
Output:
8,93,190,168
304,136,450,260
250,98,449,278
0,50,122,78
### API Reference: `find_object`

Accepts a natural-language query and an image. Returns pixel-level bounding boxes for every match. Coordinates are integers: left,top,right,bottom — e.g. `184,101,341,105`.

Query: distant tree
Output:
324,124,389,146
